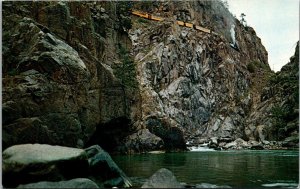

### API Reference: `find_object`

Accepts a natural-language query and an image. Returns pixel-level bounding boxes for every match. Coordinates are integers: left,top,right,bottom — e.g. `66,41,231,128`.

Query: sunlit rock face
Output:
130,1,269,144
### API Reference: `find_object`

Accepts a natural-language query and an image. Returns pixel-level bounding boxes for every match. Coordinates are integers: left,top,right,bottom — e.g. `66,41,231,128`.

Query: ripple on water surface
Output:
112,150,299,188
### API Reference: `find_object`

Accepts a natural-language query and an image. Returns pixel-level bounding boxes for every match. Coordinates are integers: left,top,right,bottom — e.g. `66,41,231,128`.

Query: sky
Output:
227,0,299,72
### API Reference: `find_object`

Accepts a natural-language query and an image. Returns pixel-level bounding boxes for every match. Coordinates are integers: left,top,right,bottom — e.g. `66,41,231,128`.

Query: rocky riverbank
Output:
186,137,298,151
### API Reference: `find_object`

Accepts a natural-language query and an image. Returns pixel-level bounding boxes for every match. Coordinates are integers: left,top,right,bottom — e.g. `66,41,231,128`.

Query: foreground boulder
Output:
17,178,99,188
142,168,182,188
3,144,132,188
85,145,132,188
3,144,89,187
123,129,164,153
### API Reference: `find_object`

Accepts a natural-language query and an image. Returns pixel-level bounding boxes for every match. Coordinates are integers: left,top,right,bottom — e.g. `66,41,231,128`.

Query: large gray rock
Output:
282,135,299,147
254,125,266,142
223,138,250,150
84,145,132,188
3,144,89,187
17,178,99,188
124,129,164,153
142,168,182,188
208,137,219,149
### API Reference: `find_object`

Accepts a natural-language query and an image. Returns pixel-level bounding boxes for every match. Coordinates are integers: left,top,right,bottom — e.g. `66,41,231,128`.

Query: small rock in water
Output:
142,168,182,188
196,183,231,188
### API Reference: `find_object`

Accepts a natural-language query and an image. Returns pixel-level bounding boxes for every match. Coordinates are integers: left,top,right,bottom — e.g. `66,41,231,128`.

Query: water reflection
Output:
163,153,187,167
112,150,299,187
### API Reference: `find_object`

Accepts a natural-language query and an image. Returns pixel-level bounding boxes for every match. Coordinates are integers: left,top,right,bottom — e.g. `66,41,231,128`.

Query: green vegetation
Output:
220,0,229,9
7,68,18,76
269,73,298,140
116,2,133,32
247,63,255,73
247,60,269,73
240,13,247,27
268,69,298,104
139,1,153,12
113,43,138,115
137,17,149,24
268,74,298,140
115,44,138,90
270,103,298,140
270,105,288,140
268,42,299,141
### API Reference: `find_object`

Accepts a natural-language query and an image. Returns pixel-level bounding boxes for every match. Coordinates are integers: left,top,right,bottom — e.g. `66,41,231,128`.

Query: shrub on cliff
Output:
116,2,132,32
247,60,269,73
247,63,255,73
115,44,138,90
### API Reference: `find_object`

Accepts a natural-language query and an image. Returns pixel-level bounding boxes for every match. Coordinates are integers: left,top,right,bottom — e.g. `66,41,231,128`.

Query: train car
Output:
151,15,163,21
185,22,193,28
195,25,211,34
131,10,163,21
177,20,185,26
131,10,148,19
211,31,219,36
131,10,219,36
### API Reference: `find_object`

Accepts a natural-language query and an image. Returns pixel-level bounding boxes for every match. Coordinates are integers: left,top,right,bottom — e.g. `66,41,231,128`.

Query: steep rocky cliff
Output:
2,1,140,151
246,42,299,147
2,1,298,153
129,1,269,147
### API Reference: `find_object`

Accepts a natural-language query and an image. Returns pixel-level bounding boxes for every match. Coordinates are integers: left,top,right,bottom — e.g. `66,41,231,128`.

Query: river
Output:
112,150,299,188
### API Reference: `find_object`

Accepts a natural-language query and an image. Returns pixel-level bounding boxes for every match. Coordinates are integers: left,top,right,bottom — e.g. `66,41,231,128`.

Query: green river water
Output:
112,150,299,188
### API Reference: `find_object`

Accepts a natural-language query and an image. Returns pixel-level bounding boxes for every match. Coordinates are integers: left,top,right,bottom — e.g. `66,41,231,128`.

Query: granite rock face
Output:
130,1,269,146
2,1,140,150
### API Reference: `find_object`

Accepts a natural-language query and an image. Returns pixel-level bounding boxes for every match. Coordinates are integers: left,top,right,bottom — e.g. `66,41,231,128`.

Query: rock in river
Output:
123,129,164,153
3,144,132,188
17,178,99,188
84,145,132,188
142,168,182,188
3,144,89,187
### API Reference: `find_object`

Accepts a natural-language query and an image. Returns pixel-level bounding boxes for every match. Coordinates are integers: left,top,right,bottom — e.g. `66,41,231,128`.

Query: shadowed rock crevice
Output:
85,117,133,153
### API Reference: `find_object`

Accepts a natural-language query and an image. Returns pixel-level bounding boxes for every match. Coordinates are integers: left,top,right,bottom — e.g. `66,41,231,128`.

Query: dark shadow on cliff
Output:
85,117,133,153
145,116,187,152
